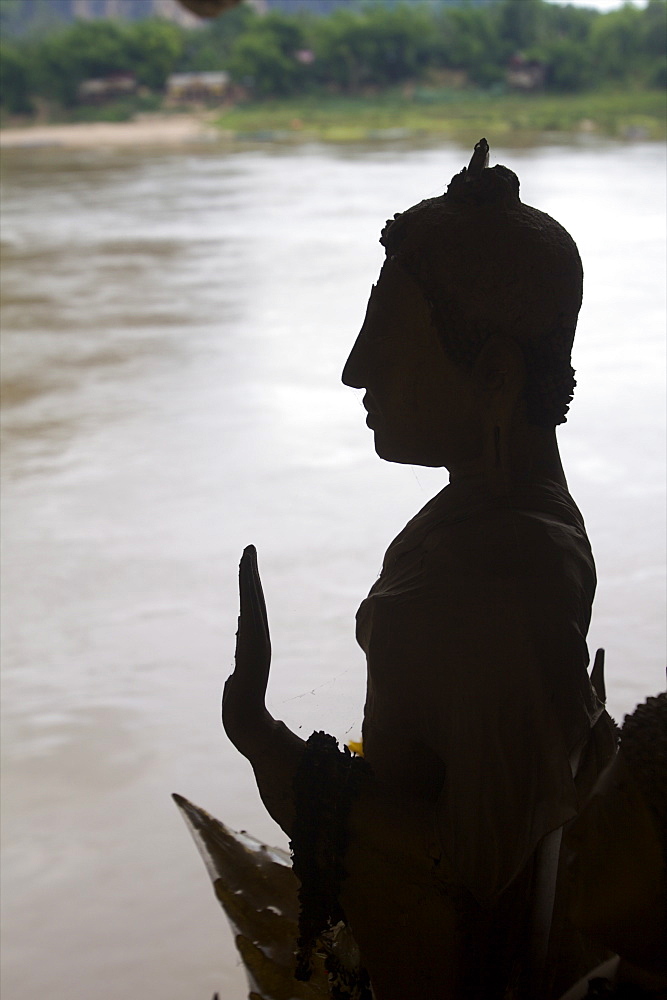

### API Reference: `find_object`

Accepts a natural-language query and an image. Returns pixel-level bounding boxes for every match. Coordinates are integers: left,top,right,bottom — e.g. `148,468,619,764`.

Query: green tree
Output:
314,3,448,92
641,0,667,87
643,0,667,56
0,41,32,113
2,0,664,113
435,5,506,86
531,2,600,92
540,36,597,93
32,20,133,105
311,8,371,92
590,3,645,82
127,19,184,90
540,1,597,44
227,11,310,96
178,3,254,72
497,0,545,51
26,18,184,106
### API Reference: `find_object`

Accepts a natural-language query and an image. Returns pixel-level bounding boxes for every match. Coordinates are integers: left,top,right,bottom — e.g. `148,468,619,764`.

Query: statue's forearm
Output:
228,707,306,838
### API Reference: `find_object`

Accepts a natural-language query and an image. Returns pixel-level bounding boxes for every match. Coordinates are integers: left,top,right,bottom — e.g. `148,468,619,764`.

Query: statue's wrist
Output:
222,681,272,753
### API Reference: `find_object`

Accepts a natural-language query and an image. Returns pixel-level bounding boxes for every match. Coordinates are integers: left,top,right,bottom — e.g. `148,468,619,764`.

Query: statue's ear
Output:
472,334,526,397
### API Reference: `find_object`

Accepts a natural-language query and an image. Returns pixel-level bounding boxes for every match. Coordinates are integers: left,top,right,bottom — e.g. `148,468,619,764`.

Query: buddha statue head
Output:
343,140,585,470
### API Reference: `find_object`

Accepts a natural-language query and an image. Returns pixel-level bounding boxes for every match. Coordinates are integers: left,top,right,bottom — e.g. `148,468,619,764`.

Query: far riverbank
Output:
0,113,218,150
1,89,665,150
215,88,667,144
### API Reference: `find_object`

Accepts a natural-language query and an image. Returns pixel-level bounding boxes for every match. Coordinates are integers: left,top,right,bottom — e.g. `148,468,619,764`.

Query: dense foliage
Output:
1,0,665,116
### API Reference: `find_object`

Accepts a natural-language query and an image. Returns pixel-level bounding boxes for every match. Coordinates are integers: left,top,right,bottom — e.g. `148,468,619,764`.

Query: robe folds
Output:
356,477,616,904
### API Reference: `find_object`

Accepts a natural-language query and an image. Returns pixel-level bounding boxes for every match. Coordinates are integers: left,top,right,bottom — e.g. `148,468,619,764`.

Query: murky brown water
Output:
1,137,665,1000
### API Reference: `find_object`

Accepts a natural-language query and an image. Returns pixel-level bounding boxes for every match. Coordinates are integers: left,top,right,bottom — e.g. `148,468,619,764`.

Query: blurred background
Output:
1,1,665,998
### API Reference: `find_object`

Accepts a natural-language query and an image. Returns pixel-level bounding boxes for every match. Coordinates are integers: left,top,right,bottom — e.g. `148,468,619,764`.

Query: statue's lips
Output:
363,394,376,427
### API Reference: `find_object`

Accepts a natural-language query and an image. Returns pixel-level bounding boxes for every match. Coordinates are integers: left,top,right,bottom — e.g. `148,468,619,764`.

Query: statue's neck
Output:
449,425,568,493
509,425,567,489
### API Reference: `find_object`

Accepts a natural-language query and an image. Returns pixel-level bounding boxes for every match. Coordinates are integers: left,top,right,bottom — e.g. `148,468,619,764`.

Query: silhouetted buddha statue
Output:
220,140,617,999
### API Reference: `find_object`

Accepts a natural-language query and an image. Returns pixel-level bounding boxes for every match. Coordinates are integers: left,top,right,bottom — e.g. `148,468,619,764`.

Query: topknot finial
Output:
444,139,519,205
466,138,490,181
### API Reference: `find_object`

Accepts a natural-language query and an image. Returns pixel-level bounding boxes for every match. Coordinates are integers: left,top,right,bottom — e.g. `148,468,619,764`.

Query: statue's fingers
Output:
240,545,270,642
237,545,271,668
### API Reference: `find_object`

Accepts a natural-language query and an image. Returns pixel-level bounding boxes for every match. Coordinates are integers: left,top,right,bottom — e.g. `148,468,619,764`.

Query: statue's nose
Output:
342,331,366,388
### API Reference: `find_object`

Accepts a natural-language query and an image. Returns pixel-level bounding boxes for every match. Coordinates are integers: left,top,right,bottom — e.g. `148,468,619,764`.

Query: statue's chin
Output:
373,436,444,469
373,435,407,465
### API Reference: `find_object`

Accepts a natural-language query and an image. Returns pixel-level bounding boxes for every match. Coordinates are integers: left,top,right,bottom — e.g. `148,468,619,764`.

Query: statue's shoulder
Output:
421,481,594,595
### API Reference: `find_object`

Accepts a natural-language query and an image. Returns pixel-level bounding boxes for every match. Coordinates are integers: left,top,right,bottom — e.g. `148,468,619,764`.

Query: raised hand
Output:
222,547,305,837
222,545,274,758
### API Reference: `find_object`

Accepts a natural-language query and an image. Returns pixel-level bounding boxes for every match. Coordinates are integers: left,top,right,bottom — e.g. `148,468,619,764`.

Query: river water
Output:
1,137,665,1000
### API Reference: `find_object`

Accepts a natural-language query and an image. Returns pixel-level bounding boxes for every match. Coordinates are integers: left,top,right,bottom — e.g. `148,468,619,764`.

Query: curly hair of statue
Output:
380,140,582,428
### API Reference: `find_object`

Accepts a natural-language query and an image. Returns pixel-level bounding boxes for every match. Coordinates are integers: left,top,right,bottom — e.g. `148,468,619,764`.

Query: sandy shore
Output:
0,114,221,149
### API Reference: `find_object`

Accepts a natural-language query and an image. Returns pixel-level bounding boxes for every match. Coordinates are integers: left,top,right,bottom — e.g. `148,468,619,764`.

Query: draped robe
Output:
344,477,616,997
